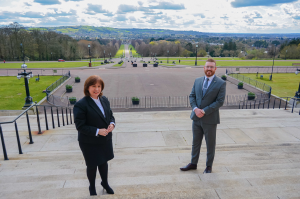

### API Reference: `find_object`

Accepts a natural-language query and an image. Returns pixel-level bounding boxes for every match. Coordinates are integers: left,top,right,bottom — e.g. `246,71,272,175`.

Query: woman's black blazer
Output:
73,96,115,144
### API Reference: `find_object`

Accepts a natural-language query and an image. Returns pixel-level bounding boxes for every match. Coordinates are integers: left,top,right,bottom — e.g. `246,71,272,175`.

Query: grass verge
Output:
0,76,62,110
241,73,300,97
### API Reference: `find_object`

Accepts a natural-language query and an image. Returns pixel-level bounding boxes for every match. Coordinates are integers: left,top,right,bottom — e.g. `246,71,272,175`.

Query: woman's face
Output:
88,82,102,99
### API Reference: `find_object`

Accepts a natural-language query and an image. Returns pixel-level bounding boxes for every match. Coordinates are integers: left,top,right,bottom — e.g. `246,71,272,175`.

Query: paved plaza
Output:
0,109,300,198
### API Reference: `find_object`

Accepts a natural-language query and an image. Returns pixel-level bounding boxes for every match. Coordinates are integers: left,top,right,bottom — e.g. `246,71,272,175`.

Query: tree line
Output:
0,22,121,61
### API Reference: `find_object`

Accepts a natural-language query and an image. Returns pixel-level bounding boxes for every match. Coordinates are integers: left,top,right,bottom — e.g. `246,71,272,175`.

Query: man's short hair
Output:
84,75,105,97
206,58,216,66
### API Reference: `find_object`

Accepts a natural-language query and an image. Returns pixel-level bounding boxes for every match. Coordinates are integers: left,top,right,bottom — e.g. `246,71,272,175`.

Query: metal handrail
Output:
0,103,36,125
0,103,73,161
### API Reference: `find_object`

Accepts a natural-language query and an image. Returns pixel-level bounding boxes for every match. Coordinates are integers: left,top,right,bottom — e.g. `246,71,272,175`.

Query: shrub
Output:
66,84,72,89
69,97,76,102
131,97,139,101
221,75,226,78
248,92,255,96
238,82,243,86
75,76,80,80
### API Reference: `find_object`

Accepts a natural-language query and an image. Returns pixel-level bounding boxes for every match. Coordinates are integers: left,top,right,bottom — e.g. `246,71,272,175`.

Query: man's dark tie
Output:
202,78,209,96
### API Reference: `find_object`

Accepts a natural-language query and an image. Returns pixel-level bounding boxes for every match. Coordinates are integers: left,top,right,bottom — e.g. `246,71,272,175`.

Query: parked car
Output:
58,59,65,62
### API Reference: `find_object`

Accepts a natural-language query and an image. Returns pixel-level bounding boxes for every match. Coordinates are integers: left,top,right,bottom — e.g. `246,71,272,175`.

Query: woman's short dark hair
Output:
84,75,105,97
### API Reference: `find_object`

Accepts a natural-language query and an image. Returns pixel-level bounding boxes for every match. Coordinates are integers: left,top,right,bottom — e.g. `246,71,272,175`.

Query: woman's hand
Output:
107,124,115,132
98,128,108,136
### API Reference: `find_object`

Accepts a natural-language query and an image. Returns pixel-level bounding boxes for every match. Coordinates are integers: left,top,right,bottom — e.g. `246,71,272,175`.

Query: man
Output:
180,58,226,174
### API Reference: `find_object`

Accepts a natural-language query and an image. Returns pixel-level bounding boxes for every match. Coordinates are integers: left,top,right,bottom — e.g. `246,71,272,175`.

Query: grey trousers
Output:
191,120,217,167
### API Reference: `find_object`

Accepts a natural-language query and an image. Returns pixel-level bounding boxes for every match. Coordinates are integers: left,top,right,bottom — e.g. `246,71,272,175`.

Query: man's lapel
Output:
199,76,205,98
202,76,217,98
87,97,107,124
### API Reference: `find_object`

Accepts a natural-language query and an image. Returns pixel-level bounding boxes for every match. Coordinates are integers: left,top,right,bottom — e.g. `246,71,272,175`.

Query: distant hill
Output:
25,26,300,39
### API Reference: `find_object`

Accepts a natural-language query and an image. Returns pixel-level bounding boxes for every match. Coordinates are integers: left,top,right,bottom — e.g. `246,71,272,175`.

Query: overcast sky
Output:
1,0,300,33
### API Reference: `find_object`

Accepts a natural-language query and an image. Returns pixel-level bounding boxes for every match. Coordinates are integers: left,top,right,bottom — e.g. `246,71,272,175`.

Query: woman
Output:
74,75,115,196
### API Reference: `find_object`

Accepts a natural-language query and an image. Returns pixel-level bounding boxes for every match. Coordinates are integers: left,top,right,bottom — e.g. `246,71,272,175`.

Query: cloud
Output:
129,16,136,21
84,4,113,16
46,10,77,17
231,0,298,8
184,20,195,25
254,11,262,18
65,0,82,1
293,15,300,20
149,2,185,10
37,17,78,26
193,13,205,18
117,4,139,13
114,15,127,21
138,1,143,6
34,0,61,5
220,15,229,20
24,2,32,6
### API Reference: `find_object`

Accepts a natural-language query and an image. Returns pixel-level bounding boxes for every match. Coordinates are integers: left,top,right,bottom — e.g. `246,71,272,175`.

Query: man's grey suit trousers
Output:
191,120,217,166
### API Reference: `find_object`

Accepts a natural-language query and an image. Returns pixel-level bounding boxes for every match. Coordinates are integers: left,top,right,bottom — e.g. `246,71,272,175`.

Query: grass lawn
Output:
0,76,62,110
0,62,103,69
114,44,125,58
241,73,300,97
158,57,242,61
128,44,141,57
157,60,299,67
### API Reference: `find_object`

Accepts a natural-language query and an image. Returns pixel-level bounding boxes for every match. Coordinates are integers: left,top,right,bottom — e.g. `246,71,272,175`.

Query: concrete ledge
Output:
0,109,35,116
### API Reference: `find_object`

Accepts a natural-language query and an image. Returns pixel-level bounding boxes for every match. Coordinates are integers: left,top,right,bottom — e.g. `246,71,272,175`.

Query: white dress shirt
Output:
91,97,115,136
193,75,215,112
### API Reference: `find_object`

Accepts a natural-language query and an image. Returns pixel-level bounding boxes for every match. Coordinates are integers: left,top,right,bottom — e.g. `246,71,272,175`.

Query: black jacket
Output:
73,96,115,144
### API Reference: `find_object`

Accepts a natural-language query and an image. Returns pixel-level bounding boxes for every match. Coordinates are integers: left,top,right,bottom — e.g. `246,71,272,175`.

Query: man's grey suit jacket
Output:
189,76,226,124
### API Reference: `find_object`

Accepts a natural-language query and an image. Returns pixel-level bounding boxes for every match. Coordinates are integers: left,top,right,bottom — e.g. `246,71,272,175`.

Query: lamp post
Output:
270,44,276,80
285,50,287,60
110,53,111,60
104,50,105,62
167,50,169,63
195,44,198,66
51,52,53,61
18,43,33,109
88,44,91,67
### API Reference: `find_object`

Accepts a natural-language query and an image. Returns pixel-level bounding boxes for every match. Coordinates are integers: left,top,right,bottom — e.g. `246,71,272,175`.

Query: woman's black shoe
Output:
89,186,97,196
101,182,114,194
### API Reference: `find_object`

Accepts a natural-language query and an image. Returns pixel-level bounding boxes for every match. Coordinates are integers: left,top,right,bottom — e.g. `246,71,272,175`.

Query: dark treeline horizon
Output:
0,22,121,61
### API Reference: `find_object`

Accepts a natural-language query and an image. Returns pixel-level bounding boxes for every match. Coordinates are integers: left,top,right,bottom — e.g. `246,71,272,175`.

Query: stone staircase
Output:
0,109,300,199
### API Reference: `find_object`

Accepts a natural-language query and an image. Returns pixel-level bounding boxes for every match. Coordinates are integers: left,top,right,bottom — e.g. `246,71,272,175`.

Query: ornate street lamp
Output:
195,44,198,66
104,50,105,62
167,50,169,63
110,53,111,60
88,44,91,67
270,44,276,80
17,43,34,109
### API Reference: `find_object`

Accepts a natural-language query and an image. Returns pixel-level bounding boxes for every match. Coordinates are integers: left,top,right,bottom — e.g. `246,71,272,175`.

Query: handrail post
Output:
26,112,34,144
66,108,69,125
285,98,288,110
51,107,55,129
69,108,72,124
57,108,60,127
44,106,49,130
14,122,23,154
36,105,42,134
273,98,276,109
292,99,296,113
0,125,9,160
61,107,65,126
279,99,281,109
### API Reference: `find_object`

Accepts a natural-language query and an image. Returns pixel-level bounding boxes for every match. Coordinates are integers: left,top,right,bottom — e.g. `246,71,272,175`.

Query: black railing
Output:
226,66,299,74
239,97,300,115
0,103,73,160
45,71,70,94
227,73,272,98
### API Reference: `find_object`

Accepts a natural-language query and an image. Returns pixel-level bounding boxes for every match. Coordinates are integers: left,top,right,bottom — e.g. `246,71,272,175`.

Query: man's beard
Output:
205,70,215,77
